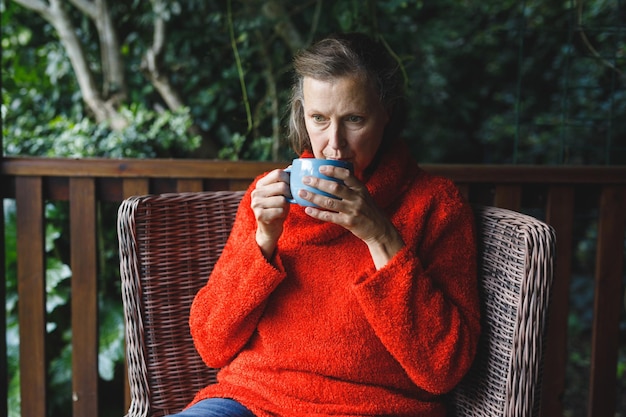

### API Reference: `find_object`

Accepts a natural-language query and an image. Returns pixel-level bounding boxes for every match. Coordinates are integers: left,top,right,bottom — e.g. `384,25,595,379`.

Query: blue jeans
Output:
167,398,255,417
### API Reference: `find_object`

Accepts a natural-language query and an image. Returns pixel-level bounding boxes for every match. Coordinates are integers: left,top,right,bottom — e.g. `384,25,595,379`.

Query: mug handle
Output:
283,166,296,204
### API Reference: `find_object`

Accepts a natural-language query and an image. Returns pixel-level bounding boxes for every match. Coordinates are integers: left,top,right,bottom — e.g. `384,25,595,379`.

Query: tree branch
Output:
254,30,281,161
11,0,52,19
66,0,96,17
95,0,126,99
67,0,127,100
576,0,624,79
15,0,127,128
138,0,218,156
140,0,184,110
261,0,305,54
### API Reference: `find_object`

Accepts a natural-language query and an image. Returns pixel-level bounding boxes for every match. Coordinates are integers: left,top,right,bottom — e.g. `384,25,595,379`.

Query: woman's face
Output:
302,75,389,179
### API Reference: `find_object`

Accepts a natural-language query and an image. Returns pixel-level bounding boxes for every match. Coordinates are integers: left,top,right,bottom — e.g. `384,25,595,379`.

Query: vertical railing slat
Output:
540,185,575,417
493,184,522,210
230,179,254,191
177,179,203,192
122,178,150,199
456,183,470,202
69,178,99,417
16,176,47,417
588,185,626,417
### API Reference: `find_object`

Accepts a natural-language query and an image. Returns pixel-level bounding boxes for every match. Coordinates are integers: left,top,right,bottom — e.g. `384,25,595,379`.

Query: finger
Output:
256,207,289,223
304,205,343,223
302,175,346,200
256,169,278,186
253,180,291,200
298,189,345,213
252,193,290,211
318,164,351,180
252,195,290,225
318,165,364,192
257,168,290,187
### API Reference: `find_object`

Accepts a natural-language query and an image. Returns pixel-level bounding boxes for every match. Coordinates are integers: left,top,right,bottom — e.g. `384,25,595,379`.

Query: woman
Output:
178,33,480,417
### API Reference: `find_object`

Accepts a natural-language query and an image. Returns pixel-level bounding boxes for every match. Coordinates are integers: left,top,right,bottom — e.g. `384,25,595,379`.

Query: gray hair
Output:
287,33,407,155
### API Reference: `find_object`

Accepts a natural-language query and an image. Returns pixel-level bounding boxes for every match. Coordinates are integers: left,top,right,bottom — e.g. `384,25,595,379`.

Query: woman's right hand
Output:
251,168,291,259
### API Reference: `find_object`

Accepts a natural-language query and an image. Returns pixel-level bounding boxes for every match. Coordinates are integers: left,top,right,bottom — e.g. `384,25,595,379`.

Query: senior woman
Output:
172,32,481,417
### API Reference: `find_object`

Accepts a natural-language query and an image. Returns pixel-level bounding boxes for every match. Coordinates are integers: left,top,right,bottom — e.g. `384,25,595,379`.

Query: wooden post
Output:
588,185,626,417
70,178,99,417
494,184,522,211
16,177,47,417
540,185,575,417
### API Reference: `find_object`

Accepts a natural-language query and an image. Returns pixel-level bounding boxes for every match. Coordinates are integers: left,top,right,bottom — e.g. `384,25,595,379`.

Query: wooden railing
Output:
1,156,625,417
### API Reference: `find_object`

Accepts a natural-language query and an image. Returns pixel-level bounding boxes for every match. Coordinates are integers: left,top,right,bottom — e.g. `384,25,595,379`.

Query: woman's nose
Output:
327,123,346,149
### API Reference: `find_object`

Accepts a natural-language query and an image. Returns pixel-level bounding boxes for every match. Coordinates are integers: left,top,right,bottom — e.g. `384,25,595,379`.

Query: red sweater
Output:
189,141,480,416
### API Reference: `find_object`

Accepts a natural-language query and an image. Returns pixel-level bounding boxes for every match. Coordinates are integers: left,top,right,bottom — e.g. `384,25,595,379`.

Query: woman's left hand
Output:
299,165,405,269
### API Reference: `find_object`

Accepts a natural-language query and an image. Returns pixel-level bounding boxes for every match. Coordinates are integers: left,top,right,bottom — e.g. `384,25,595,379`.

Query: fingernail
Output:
302,176,311,184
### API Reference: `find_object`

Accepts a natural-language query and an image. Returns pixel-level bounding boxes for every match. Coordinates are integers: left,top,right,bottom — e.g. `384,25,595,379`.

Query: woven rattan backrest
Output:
118,191,245,417
451,206,556,417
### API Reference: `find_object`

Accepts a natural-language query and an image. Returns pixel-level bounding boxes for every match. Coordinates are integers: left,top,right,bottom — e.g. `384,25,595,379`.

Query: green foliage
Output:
218,132,277,161
3,104,201,158
4,201,76,417
3,0,623,163
4,201,20,417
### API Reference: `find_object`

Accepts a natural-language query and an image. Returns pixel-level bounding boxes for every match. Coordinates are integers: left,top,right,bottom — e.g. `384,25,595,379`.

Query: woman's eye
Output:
347,115,363,123
312,115,326,122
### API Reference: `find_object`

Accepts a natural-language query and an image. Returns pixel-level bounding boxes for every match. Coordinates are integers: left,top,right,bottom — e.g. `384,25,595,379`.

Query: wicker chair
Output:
118,191,555,417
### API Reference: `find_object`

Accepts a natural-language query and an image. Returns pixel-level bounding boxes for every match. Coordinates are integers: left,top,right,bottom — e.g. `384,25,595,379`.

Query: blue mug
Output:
284,158,353,207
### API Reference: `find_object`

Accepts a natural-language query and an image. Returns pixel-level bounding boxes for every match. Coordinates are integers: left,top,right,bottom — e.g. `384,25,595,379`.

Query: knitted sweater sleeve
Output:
189,186,287,368
352,181,480,395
